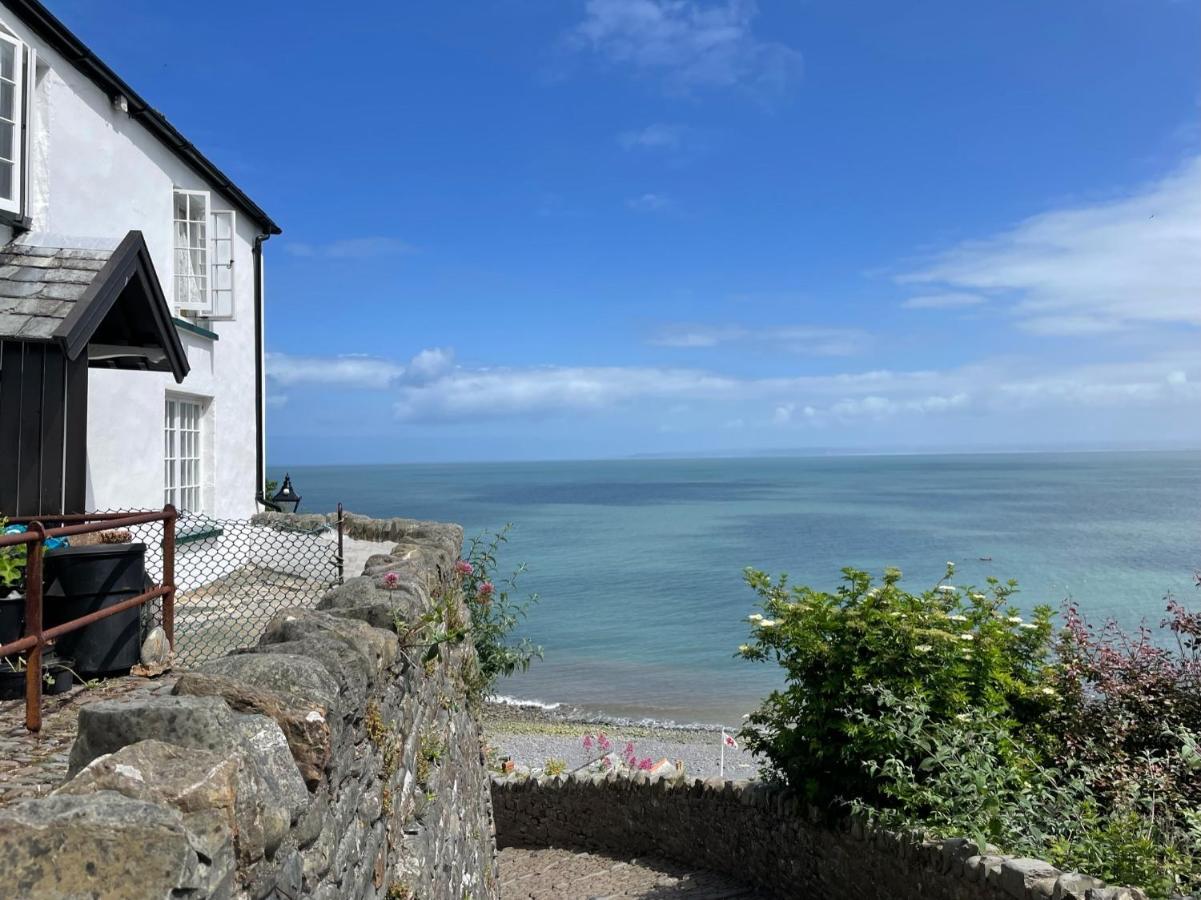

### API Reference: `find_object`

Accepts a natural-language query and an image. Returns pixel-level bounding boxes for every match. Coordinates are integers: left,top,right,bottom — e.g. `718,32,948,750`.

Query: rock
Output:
248,637,370,709
1001,858,1061,898
54,739,239,877
68,695,236,776
1055,873,1108,900
195,651,340,715
259,608,398,675
231,713,310,823
318,575,425,631
141,625,172,666
0,791,226,898
173,672,332,788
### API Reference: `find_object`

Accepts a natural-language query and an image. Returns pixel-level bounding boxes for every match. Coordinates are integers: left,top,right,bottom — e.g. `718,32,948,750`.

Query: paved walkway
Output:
498,846,768,899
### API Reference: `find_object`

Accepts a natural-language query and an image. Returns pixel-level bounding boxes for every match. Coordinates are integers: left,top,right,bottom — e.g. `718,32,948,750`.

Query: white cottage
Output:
0,0,280,521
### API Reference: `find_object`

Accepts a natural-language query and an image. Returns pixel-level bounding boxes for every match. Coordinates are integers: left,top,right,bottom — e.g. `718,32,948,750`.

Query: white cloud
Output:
901,292,987,310
627,192,671,212
650,323,868,356
267,352,406,389
267,347,455,390
619,123,685,150
899,155,1201,335
284,237,415,260
571,0,802,97
266,393,288,409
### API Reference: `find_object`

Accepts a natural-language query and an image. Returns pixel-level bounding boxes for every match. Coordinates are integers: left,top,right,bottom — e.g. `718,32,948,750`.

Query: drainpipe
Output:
253,232,273,510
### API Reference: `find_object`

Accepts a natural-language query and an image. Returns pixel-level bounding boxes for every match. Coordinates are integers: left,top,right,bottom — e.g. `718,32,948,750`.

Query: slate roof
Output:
0,231,188,382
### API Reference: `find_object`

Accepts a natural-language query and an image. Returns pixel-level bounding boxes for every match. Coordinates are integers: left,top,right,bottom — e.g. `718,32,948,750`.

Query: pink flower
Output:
638,757,653,771
478,581,495,597
597,732,611,752
382,572,399,588
455,560,474,576
582,734,593,750
624,741,635,756
600,756,612,769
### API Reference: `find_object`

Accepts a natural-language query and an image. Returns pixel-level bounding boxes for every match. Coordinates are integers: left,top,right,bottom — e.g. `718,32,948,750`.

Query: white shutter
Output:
209,209,236,319
0,32,24,215
173,189,211,313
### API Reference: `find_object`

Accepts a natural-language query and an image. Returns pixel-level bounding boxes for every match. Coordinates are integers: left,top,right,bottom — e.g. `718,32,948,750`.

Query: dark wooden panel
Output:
15,342,44,516
38,347,66,516
0,341,20,515
63,355,88,514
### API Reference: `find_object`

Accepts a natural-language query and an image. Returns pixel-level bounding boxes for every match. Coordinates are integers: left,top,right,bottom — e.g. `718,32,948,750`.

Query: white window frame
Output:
164,396,206,513
208,209,236,319
0,29,27,216
173,188,210,313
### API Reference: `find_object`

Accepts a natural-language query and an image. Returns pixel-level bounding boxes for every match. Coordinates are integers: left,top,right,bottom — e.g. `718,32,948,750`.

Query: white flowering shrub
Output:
737,563,1056,803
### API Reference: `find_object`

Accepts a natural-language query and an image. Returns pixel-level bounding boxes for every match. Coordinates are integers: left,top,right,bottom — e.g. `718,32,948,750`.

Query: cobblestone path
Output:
498,846,768,899
0,674,176,807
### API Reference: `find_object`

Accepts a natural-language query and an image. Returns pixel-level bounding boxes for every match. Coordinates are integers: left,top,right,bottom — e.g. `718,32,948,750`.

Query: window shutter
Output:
172,189,211,313
209,210,236,319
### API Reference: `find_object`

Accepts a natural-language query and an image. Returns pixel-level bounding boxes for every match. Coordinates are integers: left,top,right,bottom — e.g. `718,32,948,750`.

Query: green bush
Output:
737,564,1201,897
738,563,1055,801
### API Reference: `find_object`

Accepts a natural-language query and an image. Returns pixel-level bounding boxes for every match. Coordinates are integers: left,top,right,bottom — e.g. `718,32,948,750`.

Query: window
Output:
209,209,235,318
0,29,29,217
164,397,204,512
173,190,208,311
172,189,237,318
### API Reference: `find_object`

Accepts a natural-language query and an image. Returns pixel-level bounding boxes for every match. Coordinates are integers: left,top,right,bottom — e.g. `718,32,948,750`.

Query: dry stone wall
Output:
492,774,1151,900
0,514,498,900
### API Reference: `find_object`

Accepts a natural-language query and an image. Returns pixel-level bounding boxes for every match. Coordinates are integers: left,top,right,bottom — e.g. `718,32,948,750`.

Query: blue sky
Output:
62,1,1201,462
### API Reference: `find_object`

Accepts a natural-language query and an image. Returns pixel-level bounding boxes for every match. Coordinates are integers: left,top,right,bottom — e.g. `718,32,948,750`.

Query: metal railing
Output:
0,506,178,733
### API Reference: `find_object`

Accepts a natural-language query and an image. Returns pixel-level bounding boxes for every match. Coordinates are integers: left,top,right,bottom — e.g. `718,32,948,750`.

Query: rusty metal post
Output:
162,505,176,648
23,523,45,733
336,502,345,585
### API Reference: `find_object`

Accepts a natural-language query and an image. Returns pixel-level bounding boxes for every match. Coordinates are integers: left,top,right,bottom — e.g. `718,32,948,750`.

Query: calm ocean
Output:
271,451,1201,726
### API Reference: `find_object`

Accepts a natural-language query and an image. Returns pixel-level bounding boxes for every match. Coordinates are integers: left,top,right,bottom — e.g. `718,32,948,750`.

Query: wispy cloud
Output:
899,155,1201,335
284,237,416,260
627,192,671,212
650,323,868,356
570,0,802,98
901,292,987,310
619,123,686,150
267,352,406,389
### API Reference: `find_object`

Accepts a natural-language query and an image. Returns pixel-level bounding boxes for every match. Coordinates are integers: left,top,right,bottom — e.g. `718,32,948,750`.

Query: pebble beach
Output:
481,699,759,781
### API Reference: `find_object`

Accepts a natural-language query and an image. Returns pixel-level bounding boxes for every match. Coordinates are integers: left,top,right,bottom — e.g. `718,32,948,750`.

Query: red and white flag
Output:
722,732,738,749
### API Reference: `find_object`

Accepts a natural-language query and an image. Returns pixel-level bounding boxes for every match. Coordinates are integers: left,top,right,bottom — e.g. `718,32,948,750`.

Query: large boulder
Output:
194,651,340,715
317,575,426,632
259,608,398,675
173,672,333,788
0,791,229,898
55,740,239,876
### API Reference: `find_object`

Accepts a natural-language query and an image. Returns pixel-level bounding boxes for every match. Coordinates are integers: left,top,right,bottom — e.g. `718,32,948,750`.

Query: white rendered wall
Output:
0,3,268,519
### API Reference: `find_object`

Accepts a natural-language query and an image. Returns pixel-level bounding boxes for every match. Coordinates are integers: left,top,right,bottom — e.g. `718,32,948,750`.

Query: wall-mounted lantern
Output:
271,474,302,514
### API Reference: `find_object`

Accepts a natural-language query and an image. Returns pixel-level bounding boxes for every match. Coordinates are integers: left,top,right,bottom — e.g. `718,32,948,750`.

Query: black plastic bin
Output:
43,544,147,676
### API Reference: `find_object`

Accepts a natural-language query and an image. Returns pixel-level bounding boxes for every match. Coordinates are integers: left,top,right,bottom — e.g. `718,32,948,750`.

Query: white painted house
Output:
0,0,280,521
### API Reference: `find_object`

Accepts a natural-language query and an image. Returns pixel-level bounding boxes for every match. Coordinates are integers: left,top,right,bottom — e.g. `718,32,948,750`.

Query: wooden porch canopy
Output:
0,230,188,516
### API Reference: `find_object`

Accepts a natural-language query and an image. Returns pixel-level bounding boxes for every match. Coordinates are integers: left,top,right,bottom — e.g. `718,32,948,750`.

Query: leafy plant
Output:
458,526,541,697
0,518,27,590
737,563,1055,801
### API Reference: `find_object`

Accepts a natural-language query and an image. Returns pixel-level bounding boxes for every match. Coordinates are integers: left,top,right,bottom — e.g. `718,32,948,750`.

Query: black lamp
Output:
271,473,302,513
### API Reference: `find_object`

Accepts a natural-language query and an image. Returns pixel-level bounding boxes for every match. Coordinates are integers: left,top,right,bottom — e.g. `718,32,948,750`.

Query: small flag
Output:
723,732,738,749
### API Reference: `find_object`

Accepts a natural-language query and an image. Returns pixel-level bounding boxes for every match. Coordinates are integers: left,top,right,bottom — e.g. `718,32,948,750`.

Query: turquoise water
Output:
272,451,1201,726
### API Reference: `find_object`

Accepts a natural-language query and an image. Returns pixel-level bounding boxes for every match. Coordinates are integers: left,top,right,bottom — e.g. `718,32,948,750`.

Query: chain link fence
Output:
95,510,343,668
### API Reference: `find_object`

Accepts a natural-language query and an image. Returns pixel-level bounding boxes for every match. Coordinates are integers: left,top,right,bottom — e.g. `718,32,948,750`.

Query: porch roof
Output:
0,231,189,382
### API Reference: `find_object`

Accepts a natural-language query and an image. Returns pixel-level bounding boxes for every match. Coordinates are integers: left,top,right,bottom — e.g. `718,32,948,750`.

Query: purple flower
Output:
455,560,474,576
382,572,399,589
638,757,653,771
582,734,593,750
597,732,611,752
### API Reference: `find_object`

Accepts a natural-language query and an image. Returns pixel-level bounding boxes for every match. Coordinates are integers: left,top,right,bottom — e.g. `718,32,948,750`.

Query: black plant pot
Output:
0,592,23,647
43,544,146,676
0,654,76,700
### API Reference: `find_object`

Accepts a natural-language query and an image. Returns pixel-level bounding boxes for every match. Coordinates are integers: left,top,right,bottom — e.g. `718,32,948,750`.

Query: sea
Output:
270,450,1201,728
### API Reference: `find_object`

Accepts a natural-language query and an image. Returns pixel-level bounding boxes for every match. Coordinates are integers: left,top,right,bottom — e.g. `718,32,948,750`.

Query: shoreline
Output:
481,698,760,781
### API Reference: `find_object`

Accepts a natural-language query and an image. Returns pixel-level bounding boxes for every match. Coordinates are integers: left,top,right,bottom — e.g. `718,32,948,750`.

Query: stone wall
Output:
492,774,1148,900
0,515,498,900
